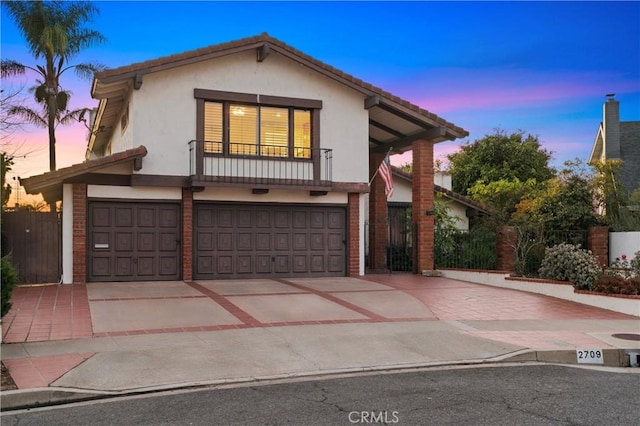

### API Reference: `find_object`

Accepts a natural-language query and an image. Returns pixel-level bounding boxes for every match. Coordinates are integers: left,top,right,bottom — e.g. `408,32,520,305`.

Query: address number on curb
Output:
576,349,604,364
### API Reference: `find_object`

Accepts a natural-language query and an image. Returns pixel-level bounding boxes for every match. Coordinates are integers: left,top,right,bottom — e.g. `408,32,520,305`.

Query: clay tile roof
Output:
20,146,147,195
94,33,467,137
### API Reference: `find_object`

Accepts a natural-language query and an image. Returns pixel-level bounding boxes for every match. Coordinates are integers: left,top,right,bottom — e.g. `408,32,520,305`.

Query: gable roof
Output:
391,167,491,215
20,146,147,202
90,33,468,156
589,120,640,192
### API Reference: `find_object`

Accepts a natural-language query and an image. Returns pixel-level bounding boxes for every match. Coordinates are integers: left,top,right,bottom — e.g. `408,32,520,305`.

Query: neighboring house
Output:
387,168,490,231
589,96,640,195
363,167,490,271
21,33,467,283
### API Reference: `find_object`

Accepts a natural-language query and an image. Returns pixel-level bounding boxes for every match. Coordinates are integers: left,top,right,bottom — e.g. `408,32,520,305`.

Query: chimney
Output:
603,94,621,159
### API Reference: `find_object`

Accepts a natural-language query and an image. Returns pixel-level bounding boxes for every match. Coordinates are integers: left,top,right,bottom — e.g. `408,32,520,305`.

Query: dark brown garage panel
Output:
194,203,346,279
88,201,181,282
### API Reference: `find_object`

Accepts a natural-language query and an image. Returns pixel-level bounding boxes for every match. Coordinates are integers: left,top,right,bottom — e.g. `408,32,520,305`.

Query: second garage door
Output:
194,203,346,279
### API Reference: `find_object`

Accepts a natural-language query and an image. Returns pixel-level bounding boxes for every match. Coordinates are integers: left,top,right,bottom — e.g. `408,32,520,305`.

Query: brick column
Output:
496,226,517,272
368,152,388,271
412,140,435,273
72,184,87,284
588,226,609,266
182,188,193,281
347,192,360,277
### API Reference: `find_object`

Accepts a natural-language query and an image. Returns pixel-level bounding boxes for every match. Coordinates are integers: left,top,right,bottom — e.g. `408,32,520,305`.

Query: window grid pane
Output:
260,107,289,157
230,105,258,155
204,102,223,153
294,110,311,158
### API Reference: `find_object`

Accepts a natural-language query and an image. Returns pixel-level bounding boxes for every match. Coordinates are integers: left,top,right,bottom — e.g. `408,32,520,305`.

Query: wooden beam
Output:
372,127,448,153
64,173,132,186
257,44,270,62
376,101,433,130
370,119,405,138
369,137,384,146
133,157,143,171
364,95,379,109
134,73,143,90
131,174,190,187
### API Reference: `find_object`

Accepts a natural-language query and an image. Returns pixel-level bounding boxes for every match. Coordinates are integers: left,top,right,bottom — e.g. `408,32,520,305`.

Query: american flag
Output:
378,153,394,198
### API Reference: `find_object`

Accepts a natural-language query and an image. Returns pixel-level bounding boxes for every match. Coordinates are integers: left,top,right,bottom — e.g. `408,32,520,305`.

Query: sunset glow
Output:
2,1,638,206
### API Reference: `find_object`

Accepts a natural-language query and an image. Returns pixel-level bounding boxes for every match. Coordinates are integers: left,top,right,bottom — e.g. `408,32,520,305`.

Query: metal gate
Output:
388,205,413,272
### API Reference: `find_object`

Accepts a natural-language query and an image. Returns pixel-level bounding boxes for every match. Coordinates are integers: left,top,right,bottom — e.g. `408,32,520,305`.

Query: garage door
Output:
194,204,346,279
88,201,181,282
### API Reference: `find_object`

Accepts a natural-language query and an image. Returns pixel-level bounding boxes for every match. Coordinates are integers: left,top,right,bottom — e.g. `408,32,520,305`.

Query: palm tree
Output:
8,81,88,136
0,0,105,172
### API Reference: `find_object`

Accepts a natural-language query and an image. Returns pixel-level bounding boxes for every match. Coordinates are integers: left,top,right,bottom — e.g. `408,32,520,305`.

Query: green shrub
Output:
1,255,18,317
538,243,602,290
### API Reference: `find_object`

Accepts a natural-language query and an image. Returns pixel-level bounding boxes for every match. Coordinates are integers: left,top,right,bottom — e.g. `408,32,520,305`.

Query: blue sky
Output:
1,1,639,200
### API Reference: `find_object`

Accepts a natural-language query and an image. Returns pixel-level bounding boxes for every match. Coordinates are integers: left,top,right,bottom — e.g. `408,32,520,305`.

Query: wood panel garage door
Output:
88,202,181,282
194,204,346,279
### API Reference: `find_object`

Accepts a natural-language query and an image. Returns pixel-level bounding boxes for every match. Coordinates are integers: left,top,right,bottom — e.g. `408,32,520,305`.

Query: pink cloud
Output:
392,68,639,113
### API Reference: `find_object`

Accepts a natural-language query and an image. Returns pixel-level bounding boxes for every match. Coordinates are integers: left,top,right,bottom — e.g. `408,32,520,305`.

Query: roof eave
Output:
20,146,148,199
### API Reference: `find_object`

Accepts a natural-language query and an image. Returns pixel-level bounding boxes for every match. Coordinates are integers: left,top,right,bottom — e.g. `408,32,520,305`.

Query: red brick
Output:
368,152,388,271
73,184,87,283
412,140,435,272
182,188,193,281
588,226,609,266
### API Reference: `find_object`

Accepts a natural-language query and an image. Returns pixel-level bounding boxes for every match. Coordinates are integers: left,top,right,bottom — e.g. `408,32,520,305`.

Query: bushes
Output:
1,256,18,317
538,243,602,290
591,275,640,296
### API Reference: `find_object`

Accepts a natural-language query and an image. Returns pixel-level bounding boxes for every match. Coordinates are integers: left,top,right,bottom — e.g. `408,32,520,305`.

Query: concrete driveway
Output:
1,275,639,396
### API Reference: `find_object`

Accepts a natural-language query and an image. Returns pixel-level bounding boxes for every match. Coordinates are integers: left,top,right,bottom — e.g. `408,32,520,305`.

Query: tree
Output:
468,177,541,225
1,0,104,172
1,152,14,208
447,130,555,196
591,160,640,231
514,160,602,231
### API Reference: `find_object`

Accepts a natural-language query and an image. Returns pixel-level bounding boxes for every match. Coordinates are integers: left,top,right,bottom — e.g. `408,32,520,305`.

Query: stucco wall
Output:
127,50,369,183
366,176,470,230
107,92,134,155
610,231,640,264
193,187,348,204
87,185,182,200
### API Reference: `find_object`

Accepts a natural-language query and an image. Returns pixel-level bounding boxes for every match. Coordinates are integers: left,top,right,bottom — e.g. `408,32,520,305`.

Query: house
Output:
363,167,490,272
386,167,490,231
589,95,640,195
20,33,468,283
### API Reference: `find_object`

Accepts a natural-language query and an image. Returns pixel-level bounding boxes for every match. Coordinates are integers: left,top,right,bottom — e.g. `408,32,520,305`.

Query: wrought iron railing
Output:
188,140,333,187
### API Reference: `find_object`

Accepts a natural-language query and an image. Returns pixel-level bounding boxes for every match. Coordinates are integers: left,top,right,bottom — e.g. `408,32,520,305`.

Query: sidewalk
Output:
2,275,639,409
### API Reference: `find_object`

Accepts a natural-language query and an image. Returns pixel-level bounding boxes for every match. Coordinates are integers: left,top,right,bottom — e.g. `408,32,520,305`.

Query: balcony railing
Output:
188,140,333,188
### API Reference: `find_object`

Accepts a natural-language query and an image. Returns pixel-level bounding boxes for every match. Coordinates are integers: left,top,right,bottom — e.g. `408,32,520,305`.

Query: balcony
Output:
188,140,333,191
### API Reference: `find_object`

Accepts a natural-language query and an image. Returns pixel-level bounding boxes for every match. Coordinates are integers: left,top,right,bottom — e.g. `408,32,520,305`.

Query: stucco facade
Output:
22,34,468,283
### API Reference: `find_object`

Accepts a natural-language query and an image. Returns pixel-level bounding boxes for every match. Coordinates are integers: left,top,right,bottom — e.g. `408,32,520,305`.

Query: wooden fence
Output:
1,211,61,283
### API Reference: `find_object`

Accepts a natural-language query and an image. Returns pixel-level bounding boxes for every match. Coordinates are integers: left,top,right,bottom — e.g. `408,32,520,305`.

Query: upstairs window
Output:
196,90,319,160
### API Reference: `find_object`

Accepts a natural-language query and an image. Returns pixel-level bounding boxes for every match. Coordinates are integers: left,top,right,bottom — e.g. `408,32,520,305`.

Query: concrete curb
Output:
500,348,638,367
2,349,638,412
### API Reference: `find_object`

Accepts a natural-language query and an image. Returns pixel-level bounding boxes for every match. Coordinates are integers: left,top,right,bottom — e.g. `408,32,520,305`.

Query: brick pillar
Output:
588,226,609,266
368,152,388,271
496,226,517,272
412,140,435,272
72,184,87,284
182,188,193,281
347,192,360,277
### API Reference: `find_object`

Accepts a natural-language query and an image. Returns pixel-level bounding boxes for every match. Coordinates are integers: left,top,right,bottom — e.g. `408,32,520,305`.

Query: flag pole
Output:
368,147,393,186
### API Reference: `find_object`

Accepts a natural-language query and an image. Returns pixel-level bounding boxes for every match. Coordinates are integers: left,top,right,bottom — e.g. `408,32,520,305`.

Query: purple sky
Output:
2,1,639,204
